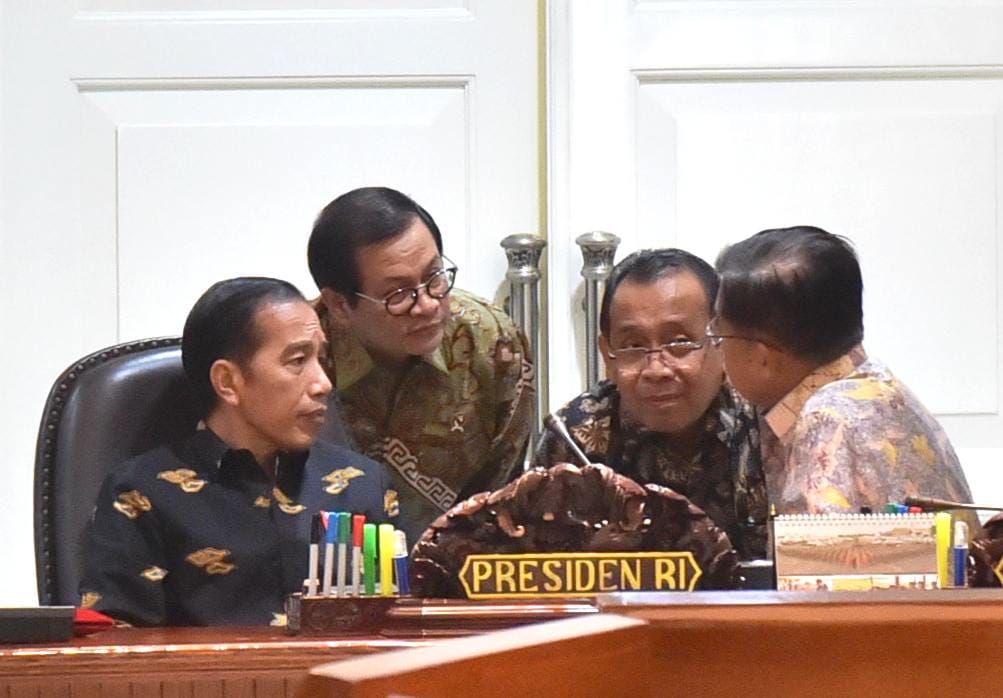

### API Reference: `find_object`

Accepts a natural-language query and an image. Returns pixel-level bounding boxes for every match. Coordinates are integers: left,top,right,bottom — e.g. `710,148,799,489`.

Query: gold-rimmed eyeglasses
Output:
704,319,778,349
606,339,708,372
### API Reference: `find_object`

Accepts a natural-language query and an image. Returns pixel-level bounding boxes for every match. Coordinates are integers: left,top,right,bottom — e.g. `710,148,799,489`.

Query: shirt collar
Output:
186,426,309,481
186,427,231,470
764,344,868,439
315,297,450,390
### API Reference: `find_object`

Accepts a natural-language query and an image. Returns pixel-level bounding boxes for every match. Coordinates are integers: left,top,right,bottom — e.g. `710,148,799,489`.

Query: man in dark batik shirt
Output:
533,249,767,559
80,277,397,626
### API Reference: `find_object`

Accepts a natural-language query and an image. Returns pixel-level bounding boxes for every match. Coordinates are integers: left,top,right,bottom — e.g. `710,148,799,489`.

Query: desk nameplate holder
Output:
285,594,597,636
287,549,709,635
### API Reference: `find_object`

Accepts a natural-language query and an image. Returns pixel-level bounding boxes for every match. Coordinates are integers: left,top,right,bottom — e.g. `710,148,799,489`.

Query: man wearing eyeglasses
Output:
532,249,767,559
712,226,975,521
307,187,534,546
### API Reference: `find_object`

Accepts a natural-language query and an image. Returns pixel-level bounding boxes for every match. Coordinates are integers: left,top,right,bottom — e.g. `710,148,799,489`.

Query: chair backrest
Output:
34,338,200,605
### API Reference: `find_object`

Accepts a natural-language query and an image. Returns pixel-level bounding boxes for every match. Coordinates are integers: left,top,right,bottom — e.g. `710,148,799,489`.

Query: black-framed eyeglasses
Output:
606,339,708,372
355,256,458,316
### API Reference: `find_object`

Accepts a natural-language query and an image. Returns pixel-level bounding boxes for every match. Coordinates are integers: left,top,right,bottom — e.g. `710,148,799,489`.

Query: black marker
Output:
305,513,323,597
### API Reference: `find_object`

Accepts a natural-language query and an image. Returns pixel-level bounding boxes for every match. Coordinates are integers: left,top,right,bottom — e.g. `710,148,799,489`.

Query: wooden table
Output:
0,626,423,697
0,600,595,697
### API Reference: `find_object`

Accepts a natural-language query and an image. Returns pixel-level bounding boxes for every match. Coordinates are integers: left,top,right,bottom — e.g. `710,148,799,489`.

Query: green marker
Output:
363,523,377,596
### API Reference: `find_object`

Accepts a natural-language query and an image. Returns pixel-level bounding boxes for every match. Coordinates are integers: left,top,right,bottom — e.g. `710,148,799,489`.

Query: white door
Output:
0,0,541,604
549,0,1003,505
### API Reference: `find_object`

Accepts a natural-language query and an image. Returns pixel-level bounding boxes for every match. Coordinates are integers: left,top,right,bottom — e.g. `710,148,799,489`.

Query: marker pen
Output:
379,524,395,596
305,513,323,597
352,514,365,596
336,511,350,597
322,511,338,596
953,520,969,588
935,511,952,589
393,529,411,596
363,523,377,596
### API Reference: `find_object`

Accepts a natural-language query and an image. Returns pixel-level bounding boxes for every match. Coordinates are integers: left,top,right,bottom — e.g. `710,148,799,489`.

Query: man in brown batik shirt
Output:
308,187,534,546
533,249,767,559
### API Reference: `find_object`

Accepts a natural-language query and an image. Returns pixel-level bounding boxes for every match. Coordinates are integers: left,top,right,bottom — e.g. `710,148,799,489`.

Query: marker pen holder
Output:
285,593,401,635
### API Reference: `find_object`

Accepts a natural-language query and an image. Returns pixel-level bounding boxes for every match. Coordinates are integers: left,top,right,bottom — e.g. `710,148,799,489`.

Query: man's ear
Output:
320,287,352,326
598,334,614,379
756,340,783,378
209,359,242,408
704,336,726,379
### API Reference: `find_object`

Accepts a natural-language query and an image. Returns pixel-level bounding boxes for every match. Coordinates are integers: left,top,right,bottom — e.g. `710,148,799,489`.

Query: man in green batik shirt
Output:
307,187,534,546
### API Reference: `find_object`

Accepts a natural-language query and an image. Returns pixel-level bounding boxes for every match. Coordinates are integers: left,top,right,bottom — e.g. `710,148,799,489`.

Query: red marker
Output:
352,514,365,596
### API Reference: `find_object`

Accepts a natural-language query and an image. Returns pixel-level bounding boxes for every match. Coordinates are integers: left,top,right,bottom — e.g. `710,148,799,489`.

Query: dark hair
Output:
307,187,443,304
182,277,305,417
599,248,719,335
715,226,864,363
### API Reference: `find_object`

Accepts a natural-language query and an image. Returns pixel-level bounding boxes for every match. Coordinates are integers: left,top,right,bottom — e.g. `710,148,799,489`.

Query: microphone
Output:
904,496,1003,513
543,413,592,467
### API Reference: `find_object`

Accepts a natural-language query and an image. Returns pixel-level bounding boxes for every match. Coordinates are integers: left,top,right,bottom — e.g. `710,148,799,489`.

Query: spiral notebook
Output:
773,513,939,591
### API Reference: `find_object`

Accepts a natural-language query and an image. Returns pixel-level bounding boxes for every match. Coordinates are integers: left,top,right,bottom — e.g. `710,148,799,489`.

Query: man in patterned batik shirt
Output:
533,249,767,560
80,278,396,626
308,187,534,547
711,226,976,526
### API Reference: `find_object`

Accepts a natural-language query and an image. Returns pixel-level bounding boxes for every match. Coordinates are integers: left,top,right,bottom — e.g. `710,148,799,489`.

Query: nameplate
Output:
458,552,703,599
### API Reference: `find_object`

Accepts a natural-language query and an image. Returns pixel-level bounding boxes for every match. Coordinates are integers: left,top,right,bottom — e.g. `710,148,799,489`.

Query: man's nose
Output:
640,351,680,378
410,287,440,316
308,359,333,397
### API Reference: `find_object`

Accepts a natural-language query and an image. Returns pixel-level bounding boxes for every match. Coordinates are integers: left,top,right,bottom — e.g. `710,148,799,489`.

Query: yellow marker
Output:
379,524,395,596
935,511,952,589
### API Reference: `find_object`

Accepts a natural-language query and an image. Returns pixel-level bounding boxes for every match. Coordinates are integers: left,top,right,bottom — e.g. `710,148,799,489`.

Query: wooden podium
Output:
301,590,1003,697
6,591,1003,696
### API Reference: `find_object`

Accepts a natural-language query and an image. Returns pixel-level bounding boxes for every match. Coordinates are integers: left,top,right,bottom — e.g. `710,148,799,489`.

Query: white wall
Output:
0,0,540,605
2,2,83,605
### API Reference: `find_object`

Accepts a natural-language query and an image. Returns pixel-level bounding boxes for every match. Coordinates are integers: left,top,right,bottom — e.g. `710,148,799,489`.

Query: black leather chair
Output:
33,338,199,606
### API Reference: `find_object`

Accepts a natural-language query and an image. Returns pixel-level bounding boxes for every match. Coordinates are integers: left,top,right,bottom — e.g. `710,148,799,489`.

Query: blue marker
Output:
393,529,411,596
953,520,969,588
322,511,338,596
336,511,350,598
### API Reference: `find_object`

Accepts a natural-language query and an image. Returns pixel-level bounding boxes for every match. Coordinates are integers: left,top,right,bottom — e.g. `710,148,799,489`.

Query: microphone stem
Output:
904,496,1003,513
543,413,592,467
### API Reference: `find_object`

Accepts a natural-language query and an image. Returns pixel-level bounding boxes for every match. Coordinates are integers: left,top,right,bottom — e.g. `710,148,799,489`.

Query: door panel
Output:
0,0,539,603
